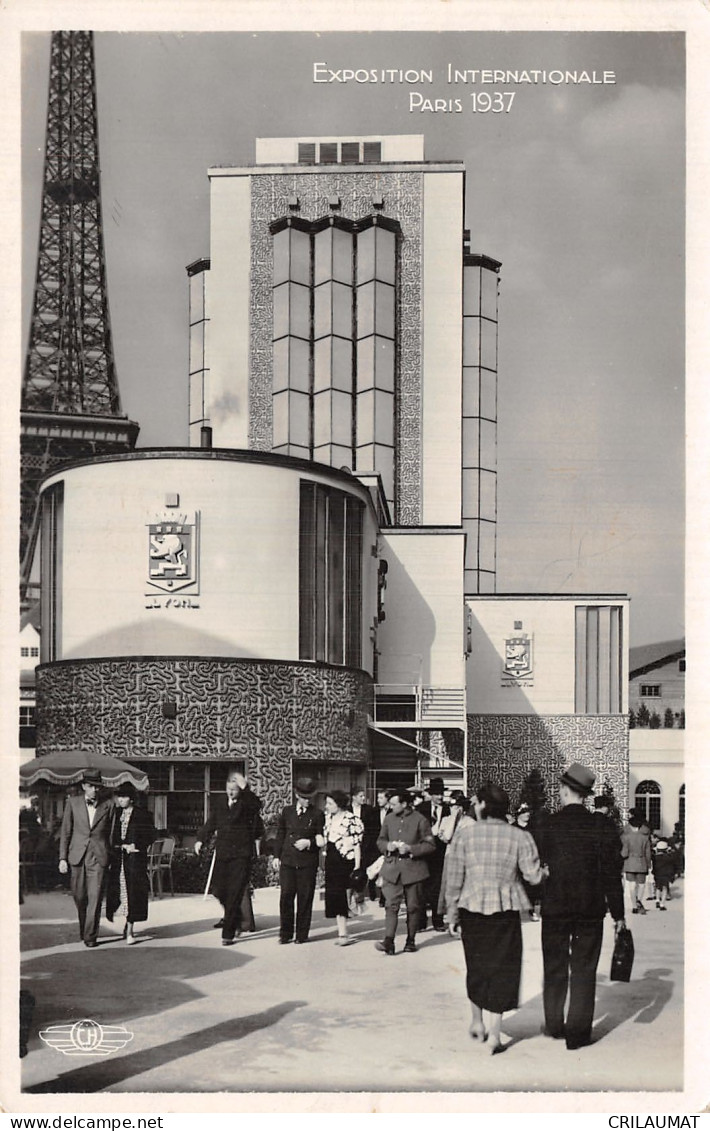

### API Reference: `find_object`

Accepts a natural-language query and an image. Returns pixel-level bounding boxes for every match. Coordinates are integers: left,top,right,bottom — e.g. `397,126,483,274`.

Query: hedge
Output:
170,848,280,895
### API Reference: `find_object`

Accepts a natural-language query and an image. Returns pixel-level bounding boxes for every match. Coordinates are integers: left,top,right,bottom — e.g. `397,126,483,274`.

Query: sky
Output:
20,29,686,648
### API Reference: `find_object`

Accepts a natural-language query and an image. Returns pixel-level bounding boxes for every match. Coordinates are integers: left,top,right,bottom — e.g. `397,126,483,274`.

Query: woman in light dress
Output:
319,790,364,946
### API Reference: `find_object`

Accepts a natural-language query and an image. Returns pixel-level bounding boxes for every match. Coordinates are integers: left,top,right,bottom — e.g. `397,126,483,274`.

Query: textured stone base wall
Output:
467,714,629,812
36,658,373,812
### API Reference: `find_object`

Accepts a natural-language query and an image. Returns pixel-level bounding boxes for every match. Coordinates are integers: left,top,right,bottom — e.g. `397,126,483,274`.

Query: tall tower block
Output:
21,31,139,599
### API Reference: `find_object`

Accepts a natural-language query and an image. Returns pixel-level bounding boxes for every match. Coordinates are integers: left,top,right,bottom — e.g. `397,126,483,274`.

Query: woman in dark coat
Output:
106,783,155,943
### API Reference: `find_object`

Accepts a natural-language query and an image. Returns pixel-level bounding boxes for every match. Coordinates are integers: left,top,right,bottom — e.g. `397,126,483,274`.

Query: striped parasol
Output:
20,750,149,791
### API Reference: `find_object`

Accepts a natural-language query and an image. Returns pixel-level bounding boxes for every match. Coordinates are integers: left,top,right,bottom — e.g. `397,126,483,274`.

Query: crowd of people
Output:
30,761,683,1053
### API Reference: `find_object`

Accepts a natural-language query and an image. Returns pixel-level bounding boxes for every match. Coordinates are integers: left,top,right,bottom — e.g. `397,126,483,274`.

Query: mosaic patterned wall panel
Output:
467,714,629,813
36,659,373,814
249,171,423,524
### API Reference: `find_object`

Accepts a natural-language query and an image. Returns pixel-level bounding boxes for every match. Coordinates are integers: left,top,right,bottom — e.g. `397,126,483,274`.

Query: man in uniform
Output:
375,790,436,955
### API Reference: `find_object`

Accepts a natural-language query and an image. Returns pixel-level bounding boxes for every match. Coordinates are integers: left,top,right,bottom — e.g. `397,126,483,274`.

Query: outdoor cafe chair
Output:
147,837,175,898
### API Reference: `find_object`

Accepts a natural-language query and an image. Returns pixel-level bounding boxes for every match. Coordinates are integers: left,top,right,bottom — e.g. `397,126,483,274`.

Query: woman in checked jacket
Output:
445,781,546,1054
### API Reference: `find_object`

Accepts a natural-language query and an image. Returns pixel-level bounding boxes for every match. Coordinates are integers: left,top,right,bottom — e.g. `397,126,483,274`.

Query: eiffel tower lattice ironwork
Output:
21,30,139,597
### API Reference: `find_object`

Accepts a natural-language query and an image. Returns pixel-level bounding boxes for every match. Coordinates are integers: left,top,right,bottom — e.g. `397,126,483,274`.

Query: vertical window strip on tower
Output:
462,259,499,594
188,267,210,438
313,222,355,469
354,222,397,509
272,222,312,459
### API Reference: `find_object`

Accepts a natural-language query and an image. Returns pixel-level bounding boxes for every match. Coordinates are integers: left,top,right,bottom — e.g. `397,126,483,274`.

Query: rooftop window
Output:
296,140,383,166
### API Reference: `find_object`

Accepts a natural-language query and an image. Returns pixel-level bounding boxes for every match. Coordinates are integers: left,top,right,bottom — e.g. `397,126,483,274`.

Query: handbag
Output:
347,867,367,894
610,925,634,982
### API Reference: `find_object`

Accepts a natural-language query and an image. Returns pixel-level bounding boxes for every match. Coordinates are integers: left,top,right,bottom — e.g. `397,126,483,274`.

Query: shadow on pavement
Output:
150,914,284,940
24,999,307,1094
131,918,240,941
22,945,255,1035
21,916,287,949
503,966,676,1050
592,968,675,1037
21,919,220,952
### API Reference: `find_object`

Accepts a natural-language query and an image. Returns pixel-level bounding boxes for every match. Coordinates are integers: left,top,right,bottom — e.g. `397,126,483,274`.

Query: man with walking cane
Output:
195,771,263,946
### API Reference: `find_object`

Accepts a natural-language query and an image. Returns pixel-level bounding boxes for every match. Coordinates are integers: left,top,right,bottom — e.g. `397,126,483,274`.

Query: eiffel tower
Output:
21,30,139,602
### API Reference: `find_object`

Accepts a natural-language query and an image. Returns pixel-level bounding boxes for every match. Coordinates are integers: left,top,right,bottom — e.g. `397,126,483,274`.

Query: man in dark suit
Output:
58,769,114,948
376,789,393,826
195,771,263,946
539,763,626,1050
375,789,436,955
417,776,450,931
272,777,325,944
351,787,380,902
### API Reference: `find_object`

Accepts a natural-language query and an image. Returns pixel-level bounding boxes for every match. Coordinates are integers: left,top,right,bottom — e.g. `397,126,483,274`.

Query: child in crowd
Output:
652,840,675,910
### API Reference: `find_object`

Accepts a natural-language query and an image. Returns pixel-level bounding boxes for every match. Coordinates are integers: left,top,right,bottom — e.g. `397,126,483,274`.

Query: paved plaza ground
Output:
18,880,683,1096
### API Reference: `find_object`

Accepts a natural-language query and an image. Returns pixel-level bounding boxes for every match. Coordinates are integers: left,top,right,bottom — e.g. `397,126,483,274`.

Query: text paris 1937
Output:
409,92,516,113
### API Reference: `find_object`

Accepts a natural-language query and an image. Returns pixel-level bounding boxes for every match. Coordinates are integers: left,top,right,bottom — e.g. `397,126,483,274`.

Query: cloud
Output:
578,83,684,168
210,391,242,423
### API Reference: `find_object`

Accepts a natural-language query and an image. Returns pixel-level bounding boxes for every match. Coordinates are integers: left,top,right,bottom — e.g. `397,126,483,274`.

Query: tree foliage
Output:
518,766,548,814
600,777,623,831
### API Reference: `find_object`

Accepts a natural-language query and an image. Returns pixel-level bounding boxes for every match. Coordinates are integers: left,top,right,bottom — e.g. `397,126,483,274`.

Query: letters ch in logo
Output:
39,1018,134,1057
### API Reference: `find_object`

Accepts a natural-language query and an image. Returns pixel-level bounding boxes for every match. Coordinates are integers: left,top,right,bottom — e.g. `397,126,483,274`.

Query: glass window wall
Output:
272,216,398,502
299,480,363,667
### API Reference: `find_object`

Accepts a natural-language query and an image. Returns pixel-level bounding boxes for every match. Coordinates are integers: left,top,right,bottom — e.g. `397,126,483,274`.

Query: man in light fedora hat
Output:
538,762,625,1050
272,776,325,944
59,769,114,948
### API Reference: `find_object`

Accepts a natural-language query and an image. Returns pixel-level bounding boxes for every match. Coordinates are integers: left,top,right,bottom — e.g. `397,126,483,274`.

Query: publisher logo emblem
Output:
39,1019,134,1056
